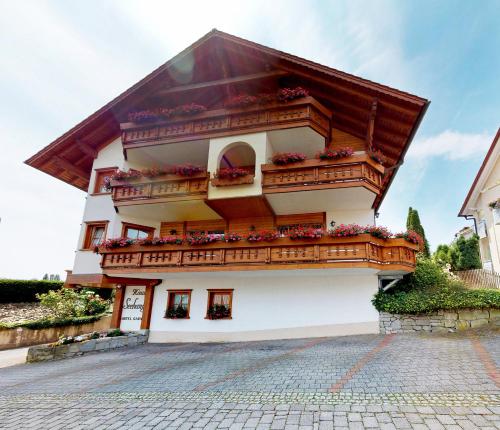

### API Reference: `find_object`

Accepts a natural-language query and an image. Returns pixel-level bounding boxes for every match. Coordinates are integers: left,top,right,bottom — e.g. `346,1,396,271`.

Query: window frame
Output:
121,222,155,240
206,289,234,320
82,221,109,250
165,289,192,319
92,167,117,195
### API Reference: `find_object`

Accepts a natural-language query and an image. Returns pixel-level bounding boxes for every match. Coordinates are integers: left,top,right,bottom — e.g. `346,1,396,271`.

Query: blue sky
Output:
1,0,499,279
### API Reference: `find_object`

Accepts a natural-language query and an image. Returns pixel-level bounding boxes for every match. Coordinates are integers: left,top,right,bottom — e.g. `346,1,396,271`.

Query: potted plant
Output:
317,147,354,161
165,306,188,319
211,167,254,186
246,230,280,242
271,152,307,166
186,233,221,246
329,224,364,238
289,226,324,240
206,304,231,320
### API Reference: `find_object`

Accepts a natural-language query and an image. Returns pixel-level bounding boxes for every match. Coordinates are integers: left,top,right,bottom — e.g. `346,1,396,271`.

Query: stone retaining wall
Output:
380,308,500,334
0,315,111,351
26,332,148,362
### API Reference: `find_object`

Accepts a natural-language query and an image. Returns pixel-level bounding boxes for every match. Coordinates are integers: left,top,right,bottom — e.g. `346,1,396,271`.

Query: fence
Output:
455,269,500,289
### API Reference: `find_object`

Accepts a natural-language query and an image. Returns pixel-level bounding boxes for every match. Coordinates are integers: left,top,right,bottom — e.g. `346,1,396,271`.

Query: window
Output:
93,168,116,194
277,223,323,237
121,222,154,240
165,290,192,319
83,222,108,249
206,289,233,319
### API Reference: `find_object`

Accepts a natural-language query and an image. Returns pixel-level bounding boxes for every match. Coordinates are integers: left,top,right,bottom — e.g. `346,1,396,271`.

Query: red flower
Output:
277,87,309,102
215,167,250,179
271,152,307,166
317,147,354,161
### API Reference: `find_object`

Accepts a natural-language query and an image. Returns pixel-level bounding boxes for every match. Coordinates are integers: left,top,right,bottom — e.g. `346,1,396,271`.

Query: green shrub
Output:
0,314,104,331
372,284,500,314
0,279,63,303
391,258,448,293
372,258,500,314
37,289,110,319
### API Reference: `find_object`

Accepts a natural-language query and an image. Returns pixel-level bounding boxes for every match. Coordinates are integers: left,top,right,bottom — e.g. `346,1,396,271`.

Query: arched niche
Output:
217,141,256,174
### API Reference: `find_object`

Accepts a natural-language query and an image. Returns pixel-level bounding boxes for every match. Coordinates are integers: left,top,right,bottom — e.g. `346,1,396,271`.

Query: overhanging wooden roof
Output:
459,128,500,217
25,29,429,210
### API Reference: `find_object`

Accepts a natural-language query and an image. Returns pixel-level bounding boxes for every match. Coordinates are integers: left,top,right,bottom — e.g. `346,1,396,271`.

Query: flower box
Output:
211,174,254,187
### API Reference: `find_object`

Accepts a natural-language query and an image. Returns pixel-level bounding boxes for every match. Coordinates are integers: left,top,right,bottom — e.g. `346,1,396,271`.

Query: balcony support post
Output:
110,284,125,329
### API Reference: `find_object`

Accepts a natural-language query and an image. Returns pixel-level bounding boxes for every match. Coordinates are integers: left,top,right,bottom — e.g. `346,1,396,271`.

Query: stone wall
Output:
26,332,148,363
380,308,500,334
0,315,111,351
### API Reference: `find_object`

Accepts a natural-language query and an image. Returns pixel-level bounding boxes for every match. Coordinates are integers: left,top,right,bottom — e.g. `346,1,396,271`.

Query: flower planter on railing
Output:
110,172,209,205
98,234,418,274
120,96,332,149
261,154,384,195
210,174,254,187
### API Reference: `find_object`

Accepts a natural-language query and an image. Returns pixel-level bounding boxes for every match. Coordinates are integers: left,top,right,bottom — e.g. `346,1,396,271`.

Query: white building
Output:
459,128,500,273
26,31,428,342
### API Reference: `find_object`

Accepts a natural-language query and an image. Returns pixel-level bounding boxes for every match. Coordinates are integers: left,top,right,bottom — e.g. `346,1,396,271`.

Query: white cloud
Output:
408,130,493,161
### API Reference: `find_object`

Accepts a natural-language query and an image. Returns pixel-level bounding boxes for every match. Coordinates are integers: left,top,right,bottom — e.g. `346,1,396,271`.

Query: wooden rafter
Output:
53,155,89,180
76,139,98,158
366,99,378,149
156,70,288,96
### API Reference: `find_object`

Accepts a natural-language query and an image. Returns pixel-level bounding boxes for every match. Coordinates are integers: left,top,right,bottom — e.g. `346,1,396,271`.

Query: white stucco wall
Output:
148,270,379,342
326,209,375,227
73,138,161,275
472,155,500,272
120,285,146,331
207,132,269,199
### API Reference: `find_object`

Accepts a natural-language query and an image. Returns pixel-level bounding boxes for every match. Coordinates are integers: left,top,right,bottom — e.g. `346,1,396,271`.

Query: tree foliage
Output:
372,258,500,314
432,235,482,271
406,207,430,257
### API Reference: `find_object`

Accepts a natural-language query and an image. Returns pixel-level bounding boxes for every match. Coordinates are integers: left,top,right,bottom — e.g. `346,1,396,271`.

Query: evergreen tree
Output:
406,207,430,257
455,235,482,270
42,273,49,280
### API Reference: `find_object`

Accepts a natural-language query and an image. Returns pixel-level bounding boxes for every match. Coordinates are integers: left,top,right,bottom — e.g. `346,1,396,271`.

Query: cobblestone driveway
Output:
0,331,498,429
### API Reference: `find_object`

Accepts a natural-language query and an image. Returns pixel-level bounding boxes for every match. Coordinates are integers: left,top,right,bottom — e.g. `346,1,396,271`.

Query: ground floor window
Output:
206,289,233,320
165,290,192,319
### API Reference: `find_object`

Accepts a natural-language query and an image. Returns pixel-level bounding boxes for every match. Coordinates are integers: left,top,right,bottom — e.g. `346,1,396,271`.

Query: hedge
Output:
0,279,64,303
0,313,105,331
372,285,500,315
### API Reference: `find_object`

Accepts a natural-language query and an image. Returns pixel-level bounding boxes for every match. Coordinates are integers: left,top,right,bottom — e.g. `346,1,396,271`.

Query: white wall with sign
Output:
120,285,145,331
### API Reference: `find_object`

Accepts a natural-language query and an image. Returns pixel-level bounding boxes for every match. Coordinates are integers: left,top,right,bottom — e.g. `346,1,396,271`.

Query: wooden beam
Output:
366,99,378,150
156,70,288,96
76,139,98,159
110,285,125,329
140,284,155,330
53,155,89,180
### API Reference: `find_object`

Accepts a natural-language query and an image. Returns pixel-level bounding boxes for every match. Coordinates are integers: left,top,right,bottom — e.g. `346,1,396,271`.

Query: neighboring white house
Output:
26,30,428,342
459,128,500,273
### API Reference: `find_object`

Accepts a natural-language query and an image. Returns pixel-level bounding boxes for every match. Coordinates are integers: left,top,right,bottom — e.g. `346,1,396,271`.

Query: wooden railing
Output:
120,97,331,149
261,155,384,195
99,234,417,273
110,173,209,206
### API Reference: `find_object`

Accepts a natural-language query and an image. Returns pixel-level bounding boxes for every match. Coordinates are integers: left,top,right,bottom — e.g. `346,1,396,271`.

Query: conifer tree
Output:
406,207,430,257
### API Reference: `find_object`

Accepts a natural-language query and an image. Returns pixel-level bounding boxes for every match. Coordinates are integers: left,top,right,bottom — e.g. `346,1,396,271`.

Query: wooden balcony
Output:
110,173,209,206
120,97,331,149
261,154,384,195
98,234,417,274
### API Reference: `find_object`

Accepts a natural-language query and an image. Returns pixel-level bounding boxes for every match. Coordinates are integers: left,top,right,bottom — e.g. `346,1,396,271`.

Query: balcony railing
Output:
261,155,384,195
120,97,331,149
110,173,209,206
98,234,417,273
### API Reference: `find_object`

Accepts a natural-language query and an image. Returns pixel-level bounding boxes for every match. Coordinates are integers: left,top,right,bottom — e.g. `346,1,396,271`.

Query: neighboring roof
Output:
25,29,429,210
459,128,500,217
